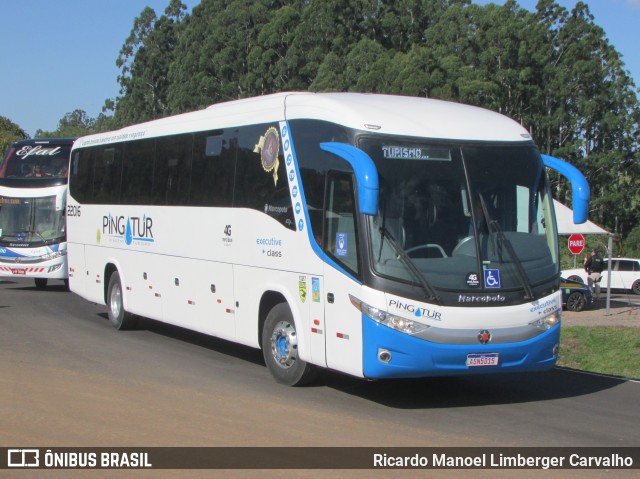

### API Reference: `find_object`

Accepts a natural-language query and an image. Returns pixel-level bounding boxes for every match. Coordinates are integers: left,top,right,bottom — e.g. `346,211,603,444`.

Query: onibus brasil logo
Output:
101,214,154,246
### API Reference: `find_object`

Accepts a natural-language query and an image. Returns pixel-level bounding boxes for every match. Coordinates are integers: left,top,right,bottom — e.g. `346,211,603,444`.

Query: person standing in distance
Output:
584,248,604,300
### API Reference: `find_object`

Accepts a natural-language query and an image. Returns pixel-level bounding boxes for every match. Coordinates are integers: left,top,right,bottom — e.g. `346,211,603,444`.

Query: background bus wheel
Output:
34,278,48,289
262,303,317,386
107,272,136,330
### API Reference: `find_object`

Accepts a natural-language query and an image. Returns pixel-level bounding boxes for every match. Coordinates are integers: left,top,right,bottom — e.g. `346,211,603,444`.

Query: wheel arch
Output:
103,260,127,306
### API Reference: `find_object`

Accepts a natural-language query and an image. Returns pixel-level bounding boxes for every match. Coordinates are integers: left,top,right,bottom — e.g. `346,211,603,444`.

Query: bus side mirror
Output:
541,154,590,224
319,142,379,215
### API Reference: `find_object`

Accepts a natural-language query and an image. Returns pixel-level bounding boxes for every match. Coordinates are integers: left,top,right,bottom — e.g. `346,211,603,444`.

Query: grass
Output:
558,326,640,379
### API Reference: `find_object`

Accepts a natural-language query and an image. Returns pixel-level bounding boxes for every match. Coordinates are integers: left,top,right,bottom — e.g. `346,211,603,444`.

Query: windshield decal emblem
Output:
484,269,501,288
466,272,480,288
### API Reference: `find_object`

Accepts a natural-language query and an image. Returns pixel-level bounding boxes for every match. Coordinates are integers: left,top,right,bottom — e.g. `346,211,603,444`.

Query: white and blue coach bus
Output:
66,93,589,385
0,138,75,288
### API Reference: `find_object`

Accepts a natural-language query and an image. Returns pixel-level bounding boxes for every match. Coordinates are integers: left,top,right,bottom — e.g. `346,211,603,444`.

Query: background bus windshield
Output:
0,196,65,245
0,143,71,179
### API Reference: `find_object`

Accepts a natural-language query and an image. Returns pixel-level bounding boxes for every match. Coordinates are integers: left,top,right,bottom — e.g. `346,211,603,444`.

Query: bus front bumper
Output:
362,314,560,379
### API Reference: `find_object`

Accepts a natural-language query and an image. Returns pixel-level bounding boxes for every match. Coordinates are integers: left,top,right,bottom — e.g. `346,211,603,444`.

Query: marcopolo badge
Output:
254,126,280,186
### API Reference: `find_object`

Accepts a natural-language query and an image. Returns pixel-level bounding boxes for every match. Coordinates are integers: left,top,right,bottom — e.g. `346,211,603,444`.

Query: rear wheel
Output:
566,292,586,312
262,303,316,386
632,279,640,296
34,278,48,289
107,271,136,330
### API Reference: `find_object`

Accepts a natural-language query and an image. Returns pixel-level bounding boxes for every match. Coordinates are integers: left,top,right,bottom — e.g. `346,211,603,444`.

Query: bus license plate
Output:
11,268,26,275
466,353,499,367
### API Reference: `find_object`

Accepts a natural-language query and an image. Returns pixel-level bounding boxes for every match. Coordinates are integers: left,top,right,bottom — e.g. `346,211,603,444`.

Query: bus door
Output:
321,171,365,378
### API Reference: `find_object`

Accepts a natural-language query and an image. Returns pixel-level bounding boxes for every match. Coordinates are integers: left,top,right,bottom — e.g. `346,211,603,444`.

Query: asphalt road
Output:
1,277,639,478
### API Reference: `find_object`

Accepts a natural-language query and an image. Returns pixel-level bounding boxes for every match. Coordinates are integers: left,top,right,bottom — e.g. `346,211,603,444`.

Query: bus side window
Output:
324,171,360,275
155,134,192,206
70,150,94,203
122,139,155,205
234,124,295,230
191,130,234,207
93,146,122,204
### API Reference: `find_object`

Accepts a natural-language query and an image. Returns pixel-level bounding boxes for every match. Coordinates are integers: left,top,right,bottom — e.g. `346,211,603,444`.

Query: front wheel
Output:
566,292,586,312
34,278,48,289
262,303,317,386
107,271,136,330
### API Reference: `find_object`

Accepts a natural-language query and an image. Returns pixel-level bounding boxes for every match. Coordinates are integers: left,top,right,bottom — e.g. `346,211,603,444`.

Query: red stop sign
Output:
567,233,586,255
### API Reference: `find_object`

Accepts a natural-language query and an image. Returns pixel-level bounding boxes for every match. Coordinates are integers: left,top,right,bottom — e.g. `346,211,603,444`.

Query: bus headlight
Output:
349,294,431,335
529,311,561,331
41,249,67,261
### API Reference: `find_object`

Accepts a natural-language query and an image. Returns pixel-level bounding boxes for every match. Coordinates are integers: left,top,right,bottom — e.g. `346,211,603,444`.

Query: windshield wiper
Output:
378,224,441,302
478,194,534,300
17,229,51,245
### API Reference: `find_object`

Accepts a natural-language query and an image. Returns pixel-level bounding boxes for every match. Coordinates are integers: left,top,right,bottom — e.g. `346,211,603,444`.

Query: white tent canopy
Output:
553,199,609,235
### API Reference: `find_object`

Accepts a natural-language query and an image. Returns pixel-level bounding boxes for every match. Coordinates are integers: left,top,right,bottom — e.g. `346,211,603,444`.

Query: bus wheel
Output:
262,303,316,386
34,278,48,289
107,272,136,330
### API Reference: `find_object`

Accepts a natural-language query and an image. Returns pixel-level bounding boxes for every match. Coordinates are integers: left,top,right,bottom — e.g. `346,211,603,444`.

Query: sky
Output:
1,0,639,138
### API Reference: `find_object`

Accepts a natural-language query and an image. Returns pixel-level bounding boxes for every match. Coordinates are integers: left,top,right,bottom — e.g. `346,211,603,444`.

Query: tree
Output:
35,109,96,138
106,0,640,246
0,116,28,155
109,1,187,126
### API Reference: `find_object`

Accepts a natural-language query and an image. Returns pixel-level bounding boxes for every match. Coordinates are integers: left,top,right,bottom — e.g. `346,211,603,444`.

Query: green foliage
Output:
559,326,640,379
0,116,28,155
622,225,640,258
47,0,640,246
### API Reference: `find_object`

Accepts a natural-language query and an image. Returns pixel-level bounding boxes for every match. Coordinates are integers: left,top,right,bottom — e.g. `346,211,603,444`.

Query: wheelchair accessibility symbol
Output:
484,269,501,289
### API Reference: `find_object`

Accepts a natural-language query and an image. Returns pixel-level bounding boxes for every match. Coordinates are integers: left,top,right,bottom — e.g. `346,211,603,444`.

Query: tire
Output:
34,278,48,289
262,303,317,386
565,292,586,312
567,275,584,284
633,279,640,296
107,271,136,330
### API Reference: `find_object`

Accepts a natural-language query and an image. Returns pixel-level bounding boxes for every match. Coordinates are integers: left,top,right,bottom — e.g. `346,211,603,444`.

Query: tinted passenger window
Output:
190,130,234,207
93,145,122,204
122,139,154,204
234,124,294,230
70,150,94,202
155,134,192,205
618,261,636,272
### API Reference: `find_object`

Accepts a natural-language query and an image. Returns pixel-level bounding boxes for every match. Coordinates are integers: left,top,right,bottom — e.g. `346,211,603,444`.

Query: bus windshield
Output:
0,195,66,245
359,138,558,293
0,143,71,179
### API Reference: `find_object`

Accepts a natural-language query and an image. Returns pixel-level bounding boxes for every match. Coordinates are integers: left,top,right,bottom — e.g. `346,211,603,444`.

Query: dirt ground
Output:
562,293,640,327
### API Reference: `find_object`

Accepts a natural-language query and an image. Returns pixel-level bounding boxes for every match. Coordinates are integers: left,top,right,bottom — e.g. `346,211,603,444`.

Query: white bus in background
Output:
66,92,590,385
0,138,74,288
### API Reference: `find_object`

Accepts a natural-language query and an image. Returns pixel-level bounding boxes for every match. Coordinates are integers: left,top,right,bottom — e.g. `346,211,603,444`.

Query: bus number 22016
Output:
67,205,81,217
